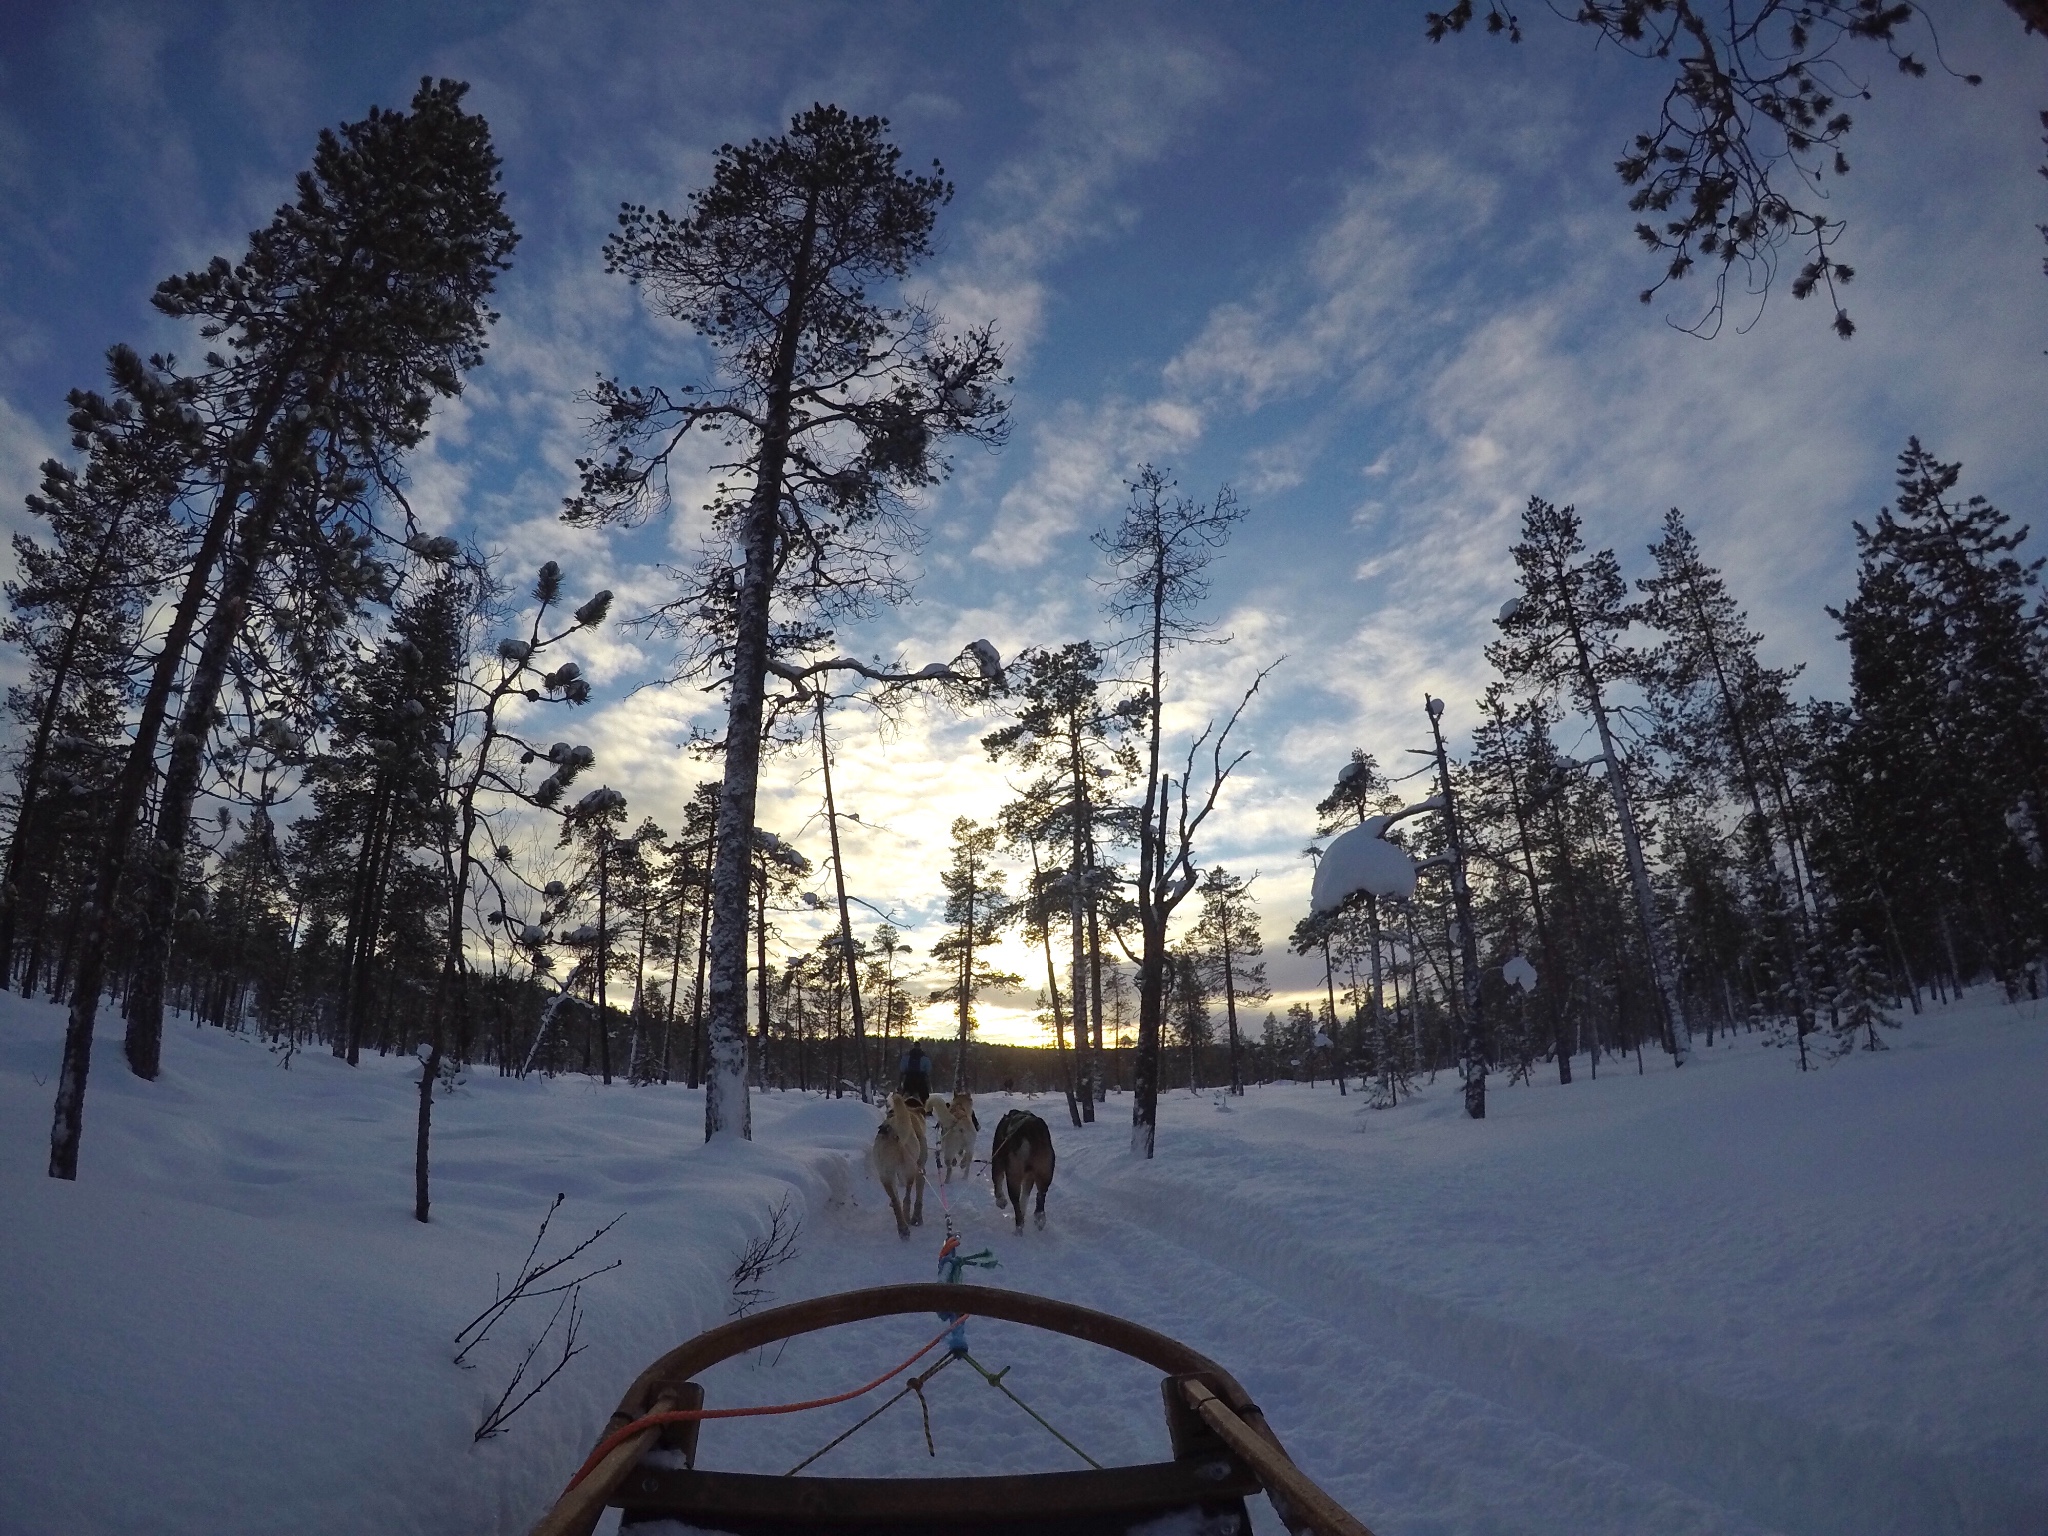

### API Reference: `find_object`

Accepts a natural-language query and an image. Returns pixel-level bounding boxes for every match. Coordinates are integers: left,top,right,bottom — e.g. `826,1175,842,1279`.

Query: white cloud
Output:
976,398,1203,567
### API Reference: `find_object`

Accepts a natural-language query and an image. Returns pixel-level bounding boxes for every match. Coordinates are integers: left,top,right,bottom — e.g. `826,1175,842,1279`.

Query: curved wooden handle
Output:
1180,1378,1375,1536
526,1389,677,1536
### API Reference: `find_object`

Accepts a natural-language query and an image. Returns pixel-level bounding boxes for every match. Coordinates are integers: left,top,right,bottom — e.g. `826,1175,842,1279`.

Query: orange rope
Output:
562,1316,968,1491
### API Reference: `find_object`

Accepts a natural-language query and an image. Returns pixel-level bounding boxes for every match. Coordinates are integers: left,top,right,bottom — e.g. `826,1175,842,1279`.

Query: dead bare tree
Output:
1097,467,1276,1159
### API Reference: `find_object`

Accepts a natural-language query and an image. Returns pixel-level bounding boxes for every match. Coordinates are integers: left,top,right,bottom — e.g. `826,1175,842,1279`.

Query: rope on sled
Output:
576,1220,1095,1492
959,1350,1103,1470
783,1350,959,1474
561,1316,966,1491
781,1222,992,1474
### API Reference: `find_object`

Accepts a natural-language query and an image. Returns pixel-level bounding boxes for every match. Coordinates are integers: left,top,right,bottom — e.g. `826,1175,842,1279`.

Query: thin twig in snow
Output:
473,1283,587,1441
453,1193,624,1366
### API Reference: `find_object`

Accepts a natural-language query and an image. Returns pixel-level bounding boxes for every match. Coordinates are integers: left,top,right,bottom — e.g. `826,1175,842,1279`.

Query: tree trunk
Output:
1131,566,1170,1158
689,859,712,1088
701,198,817,1141
123,410,317,1081
1067,754,1096,1122
1427,698,1487,1118
595,835,613,1085
754,865,771,1096
47,427,292,1175
1320,933,1340,1092
1553,589,1691,1064
1220,914,1244,1095
1499,733,1570,1085
1363,895,1388,1099
1087,888,1107,1103
1130,781,1168,1154
664,860,689,1083
1030,837,1083,1127
815,697,871,1100
628,884,653,1082
340,780,393,1064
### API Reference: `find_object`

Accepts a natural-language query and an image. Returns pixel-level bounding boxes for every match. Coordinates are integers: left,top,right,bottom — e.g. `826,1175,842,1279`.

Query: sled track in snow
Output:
1070,1133,2045,1536
796,1130,1768,1535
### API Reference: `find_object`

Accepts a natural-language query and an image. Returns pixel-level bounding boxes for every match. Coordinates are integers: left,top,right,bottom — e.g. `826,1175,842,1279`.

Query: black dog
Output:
988,1109,1055,1231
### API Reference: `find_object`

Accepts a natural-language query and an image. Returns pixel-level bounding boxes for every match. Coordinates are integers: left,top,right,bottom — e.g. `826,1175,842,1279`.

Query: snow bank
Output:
4,990,2044,1536
1072,999,2048,1536
0,998,872,1536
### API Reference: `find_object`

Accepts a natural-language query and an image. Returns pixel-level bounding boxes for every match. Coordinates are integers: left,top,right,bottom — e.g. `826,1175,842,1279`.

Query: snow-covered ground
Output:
3,991,2044,1536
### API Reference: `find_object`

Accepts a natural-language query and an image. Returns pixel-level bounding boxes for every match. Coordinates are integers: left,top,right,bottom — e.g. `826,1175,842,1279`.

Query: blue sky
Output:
2,1,2044,1040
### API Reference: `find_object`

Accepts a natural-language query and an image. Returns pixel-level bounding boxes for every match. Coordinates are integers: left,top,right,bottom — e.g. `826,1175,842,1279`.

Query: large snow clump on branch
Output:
1310,822,1418,910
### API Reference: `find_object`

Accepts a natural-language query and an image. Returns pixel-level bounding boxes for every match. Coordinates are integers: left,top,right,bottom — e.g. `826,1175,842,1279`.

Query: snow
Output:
964,638,1003,681
1502,954,1538,991
4,991,2046,1535
1311,822,1418,907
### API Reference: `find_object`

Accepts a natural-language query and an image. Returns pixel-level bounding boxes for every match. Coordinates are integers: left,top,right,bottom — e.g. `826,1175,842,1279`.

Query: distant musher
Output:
898,1042,933,1107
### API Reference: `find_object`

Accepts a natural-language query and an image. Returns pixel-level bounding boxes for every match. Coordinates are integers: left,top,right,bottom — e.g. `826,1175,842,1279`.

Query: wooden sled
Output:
528,1282,1373,1536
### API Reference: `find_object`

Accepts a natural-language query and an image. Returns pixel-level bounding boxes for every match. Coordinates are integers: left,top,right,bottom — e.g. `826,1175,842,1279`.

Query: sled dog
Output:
935,1092,979,1183
989,1109,1055,1231
871,1093,928,1238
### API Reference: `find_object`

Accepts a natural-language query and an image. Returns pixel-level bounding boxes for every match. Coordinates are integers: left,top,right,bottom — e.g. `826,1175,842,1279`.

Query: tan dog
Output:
989,1109,1055,1232
934,1092,979,1184
870,1092,928,1238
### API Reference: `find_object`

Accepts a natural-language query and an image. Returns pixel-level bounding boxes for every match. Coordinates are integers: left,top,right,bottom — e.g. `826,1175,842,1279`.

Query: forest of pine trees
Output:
1299,448,2048,1112
7,84,2042,1195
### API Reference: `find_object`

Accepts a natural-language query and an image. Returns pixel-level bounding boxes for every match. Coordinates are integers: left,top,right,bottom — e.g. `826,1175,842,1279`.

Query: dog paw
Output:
1034,1210,1046,1231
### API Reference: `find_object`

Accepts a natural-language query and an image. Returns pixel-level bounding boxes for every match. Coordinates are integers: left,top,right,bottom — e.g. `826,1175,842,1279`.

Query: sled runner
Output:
527,1282,1372,1536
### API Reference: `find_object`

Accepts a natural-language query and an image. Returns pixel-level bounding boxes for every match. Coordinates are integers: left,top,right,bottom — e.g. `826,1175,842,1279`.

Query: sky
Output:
1,0,2043,1045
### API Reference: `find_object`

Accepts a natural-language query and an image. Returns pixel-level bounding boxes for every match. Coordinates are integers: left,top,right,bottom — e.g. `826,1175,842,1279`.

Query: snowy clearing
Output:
3,991,2045,1536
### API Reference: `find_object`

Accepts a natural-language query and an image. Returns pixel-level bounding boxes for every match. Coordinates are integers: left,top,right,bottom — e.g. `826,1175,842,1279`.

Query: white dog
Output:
934,1091,979,1184
870,1092,928,1238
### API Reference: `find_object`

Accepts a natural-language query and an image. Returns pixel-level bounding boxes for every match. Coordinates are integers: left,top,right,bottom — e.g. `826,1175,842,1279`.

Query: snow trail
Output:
4,990,2044,1536
725,1103,1767,1536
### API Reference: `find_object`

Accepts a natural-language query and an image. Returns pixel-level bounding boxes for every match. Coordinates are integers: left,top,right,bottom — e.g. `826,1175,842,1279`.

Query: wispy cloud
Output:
975,397,1202,567
933,21,1233,360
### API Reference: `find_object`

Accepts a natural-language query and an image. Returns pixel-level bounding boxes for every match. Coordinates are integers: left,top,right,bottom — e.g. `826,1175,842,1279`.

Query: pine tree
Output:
555,787,632,1085
0,357,193,985
1827,440,2048,993
50,80,517,1180
290,577,467,1066
1002,796,1086,1126
1190,866,1268,1095
1640,507,1821,1036
569,105,1008,1142
1830,928,1898,1053
1492,496,1694,1067
417,555,606,1216
926,818,1020,1093
1314,748,1387,832
1311,749,1420,1096
983,640,1135,1120
1469,686,1578,1082
749,828,812,1090
861,923,916,1058
1163,948,1214,1091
